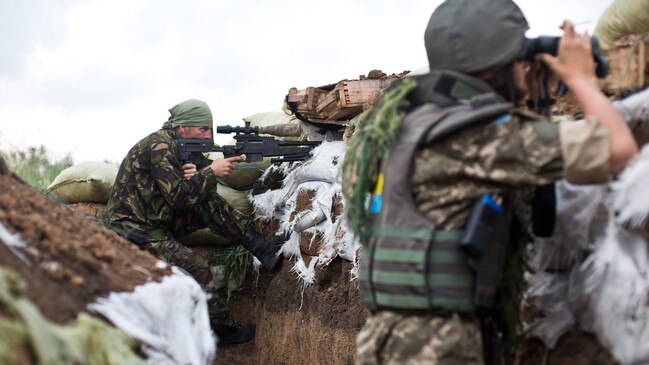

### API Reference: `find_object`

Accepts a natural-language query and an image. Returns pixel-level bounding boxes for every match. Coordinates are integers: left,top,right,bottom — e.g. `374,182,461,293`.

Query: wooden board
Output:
600,36,647,93
286,72,405,122
286,86,329,118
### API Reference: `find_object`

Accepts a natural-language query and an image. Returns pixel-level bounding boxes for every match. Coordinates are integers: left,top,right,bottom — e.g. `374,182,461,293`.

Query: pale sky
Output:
0,0,614,164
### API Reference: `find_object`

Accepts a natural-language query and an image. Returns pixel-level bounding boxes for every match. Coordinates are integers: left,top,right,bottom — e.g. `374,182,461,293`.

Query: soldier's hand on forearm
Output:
181,163,197,180
210,156,243,177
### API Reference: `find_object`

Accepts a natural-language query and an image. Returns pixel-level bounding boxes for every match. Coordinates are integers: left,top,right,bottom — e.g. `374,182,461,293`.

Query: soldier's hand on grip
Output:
210,156,243,177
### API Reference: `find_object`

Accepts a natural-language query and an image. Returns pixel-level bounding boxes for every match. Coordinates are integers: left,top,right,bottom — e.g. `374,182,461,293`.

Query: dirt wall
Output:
216,257,365,365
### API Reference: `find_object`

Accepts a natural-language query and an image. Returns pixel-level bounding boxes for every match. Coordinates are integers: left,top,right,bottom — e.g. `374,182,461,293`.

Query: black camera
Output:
517,36,609,79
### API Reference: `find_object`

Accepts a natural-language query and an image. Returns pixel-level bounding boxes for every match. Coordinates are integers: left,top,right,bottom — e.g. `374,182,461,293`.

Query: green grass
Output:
2,145,73,192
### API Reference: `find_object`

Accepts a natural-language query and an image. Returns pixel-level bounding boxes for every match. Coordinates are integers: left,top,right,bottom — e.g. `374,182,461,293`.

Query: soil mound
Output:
0,160,169,325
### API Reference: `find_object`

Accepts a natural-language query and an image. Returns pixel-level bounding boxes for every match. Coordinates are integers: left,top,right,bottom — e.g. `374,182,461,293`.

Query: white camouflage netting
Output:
251,141,359,286
89,266,217,365
524,145,649,364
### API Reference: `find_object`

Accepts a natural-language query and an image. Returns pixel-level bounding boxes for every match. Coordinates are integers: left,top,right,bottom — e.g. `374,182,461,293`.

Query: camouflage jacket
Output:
105,127,217,240
411,109,563,230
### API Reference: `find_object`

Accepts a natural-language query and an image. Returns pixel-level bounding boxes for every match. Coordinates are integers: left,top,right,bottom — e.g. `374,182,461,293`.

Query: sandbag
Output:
207,150,269,191
243,111,298,130
217,183,253,215
177,183,252,246
177,228,231,246
594,0,649,51
45,161,118,204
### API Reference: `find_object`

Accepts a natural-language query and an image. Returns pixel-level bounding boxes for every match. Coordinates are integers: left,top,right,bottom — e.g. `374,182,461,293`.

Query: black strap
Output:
531,183,556,237
479,313,504,365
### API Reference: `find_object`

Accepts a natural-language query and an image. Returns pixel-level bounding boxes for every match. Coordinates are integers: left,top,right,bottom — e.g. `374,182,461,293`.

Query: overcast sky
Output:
0,0,614,164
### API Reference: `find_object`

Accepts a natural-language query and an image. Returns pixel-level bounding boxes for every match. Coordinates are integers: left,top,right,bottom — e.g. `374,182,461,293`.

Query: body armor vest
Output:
359,71,513,313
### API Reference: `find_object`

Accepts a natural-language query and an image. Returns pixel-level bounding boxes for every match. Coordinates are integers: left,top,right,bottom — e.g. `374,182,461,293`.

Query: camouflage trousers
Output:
142,194,251,328
356,310,483,365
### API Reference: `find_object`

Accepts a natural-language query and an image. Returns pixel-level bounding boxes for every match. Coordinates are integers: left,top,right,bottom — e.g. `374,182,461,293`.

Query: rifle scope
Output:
216,121,259,134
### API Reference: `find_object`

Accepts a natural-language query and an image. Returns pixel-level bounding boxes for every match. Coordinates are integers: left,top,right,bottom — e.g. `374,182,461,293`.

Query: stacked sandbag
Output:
251,141,360,285
45,161,118,204
594,0,649,51
520,146,649,365
44,160,247,247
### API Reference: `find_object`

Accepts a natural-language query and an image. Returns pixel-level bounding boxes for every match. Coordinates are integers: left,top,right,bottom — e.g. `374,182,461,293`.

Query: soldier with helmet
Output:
342,0,638,364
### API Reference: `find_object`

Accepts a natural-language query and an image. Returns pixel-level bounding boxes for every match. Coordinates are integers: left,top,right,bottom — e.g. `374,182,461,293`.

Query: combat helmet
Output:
424,0,529,74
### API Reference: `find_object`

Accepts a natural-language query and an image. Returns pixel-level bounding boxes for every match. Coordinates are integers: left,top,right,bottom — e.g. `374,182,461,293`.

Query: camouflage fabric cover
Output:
105,126,250,323
356,311,483,365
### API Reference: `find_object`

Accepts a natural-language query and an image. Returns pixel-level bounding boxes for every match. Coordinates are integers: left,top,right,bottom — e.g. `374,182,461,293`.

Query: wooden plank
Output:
286,86,329,118
315,88,339,117
328,107,362,120
339,79,383,107
286,87,307,103
639,40,645,87
600,37,648,93
288,73,404,121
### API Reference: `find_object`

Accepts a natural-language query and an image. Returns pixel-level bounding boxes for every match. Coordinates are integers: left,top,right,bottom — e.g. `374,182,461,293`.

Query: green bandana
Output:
162,99,213,128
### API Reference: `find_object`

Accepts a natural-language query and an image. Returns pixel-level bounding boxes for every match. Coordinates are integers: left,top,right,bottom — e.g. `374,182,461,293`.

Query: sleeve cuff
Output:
199,166,218,185
559,117,611,184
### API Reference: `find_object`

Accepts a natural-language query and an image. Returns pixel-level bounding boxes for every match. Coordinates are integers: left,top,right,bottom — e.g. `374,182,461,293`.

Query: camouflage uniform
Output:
356,311,482,365
105,126,249,324
348,0,621,359
355,108,610,364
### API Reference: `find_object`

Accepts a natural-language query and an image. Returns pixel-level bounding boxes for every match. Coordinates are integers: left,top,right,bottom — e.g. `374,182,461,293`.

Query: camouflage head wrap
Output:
162,99,213,129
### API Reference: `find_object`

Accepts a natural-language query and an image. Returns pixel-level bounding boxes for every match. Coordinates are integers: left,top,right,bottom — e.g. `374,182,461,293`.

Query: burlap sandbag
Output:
177,183,253,246
45,161,118,204
594,0,649,51
207,150,269,192
177,228,231,246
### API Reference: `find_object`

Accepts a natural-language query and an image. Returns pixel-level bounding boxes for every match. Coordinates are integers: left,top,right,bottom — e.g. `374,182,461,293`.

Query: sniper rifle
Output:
178,121,321,170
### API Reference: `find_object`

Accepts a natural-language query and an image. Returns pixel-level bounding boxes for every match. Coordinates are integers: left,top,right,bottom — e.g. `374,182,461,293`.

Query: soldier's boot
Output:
241,226,289,269
209,307,256,347
214,321,256,347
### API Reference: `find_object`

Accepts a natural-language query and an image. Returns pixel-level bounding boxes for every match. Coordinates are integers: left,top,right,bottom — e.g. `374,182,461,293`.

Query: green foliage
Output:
217,245,251,300
341,77,417,244
2,145,73,192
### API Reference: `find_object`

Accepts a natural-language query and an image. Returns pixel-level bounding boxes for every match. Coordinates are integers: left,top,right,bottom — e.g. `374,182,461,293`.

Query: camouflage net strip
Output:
0,266,146,365
341,78,417,244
